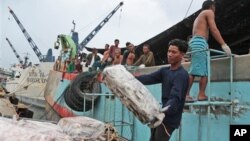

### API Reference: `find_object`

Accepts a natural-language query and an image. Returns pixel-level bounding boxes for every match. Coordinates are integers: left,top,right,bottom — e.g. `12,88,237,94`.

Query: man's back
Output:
193,7,226,45
192,10,213,39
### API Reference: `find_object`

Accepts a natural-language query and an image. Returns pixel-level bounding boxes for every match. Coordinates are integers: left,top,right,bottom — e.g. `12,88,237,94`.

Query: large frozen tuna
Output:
0,117,71,141
0,116,119,141
102,65,165,128
58,116,106,141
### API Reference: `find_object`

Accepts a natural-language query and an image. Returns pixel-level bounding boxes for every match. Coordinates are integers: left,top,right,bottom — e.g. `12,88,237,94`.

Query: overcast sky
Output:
0,0,204,68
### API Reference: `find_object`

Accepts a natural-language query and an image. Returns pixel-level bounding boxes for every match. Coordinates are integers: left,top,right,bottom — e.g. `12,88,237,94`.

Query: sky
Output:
0,0,204,68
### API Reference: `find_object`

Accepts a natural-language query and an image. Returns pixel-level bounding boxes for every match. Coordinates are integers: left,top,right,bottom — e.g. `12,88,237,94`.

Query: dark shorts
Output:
149,124,175,141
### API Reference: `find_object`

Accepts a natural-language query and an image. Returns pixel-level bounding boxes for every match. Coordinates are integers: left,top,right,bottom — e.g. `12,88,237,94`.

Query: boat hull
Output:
44,55,250,141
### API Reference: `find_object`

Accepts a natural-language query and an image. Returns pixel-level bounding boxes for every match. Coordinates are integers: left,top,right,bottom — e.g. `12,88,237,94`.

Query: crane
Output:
78,1,124,52
5,37,24,65
8,7,47,62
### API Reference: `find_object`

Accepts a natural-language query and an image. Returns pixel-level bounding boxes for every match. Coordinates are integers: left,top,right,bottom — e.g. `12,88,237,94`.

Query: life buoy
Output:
64,71,101,111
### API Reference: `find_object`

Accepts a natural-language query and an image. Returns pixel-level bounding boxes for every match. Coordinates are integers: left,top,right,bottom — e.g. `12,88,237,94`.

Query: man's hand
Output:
221,44,231,56
107,57,112,62
138,64,145,68
160,105,171,113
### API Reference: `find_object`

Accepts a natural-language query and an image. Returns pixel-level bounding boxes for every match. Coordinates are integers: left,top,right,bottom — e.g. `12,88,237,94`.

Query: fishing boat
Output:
3,6,56,119
43,0,250,140
4,1,122,121
1,0,249,140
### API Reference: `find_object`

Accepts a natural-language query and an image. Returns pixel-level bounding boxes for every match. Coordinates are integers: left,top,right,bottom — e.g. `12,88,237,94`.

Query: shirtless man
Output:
110,39,120,60
186,0,231,102
126,43,136,65
113,48,123,65
101,44,111,63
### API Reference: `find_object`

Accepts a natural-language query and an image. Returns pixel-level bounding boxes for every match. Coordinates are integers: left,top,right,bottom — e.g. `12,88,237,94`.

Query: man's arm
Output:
163,73,188,115
109,46,114,59
133,55,143,66
207,10,225,45
136,68,162,85
121,51,128,65
101,52,108,62
207,10,231,55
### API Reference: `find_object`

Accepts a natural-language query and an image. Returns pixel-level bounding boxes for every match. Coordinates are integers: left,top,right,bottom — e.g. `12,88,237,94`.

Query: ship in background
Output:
44,0,250,141
1,0,250,140
0,58,35,119
5,7,55,119
4,2,123,120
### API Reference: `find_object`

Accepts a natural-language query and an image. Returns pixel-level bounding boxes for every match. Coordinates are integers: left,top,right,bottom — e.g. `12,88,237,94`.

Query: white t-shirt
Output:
89,55,95,67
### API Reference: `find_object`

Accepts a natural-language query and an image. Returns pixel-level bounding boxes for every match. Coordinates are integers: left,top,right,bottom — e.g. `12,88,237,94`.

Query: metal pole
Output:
230,55,234,124
207,49,211,102
91,96,95,117
207,49,211,141
198,106,201,141
83,95,86,113
121,102,124,136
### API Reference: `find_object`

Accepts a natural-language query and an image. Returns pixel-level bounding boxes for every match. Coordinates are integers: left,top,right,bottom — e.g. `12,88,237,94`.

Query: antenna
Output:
71,20,76,33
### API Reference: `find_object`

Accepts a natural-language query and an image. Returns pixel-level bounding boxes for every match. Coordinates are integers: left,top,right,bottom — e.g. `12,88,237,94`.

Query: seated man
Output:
86,48,101,71
126,44,136,66
100,44,112,68
121,42,131,65
92,44,112,71
133,44,155,67
113,48,123,65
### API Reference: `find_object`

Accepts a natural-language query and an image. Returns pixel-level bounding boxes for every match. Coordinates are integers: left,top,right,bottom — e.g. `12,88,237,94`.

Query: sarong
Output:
188,36,209,76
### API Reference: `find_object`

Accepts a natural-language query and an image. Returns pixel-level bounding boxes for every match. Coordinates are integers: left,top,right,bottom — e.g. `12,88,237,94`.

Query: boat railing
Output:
185,49,235,107
182,48,236,141
82,48,237,141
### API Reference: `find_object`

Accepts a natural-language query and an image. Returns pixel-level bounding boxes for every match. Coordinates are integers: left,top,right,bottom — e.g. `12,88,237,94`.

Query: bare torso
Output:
102,50,110,62
192,10,210,39
126,52,135,65
192,9,225,45
113,55,123,65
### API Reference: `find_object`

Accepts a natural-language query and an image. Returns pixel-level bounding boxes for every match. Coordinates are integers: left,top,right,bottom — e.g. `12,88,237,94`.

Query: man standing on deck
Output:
85,48,101,71
136,39,189,141
186,0,232,102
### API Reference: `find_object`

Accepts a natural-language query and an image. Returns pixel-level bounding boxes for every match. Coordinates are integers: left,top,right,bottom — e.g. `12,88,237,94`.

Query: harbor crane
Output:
8,7,53,62
5,37,24,65
78,1,123,52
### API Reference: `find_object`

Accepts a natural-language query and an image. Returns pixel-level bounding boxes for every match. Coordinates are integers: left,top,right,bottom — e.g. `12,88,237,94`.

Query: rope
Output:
39,89,65,119
161,123,171,137
78,10,109,33
183,0,194,19
118,7,123,28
